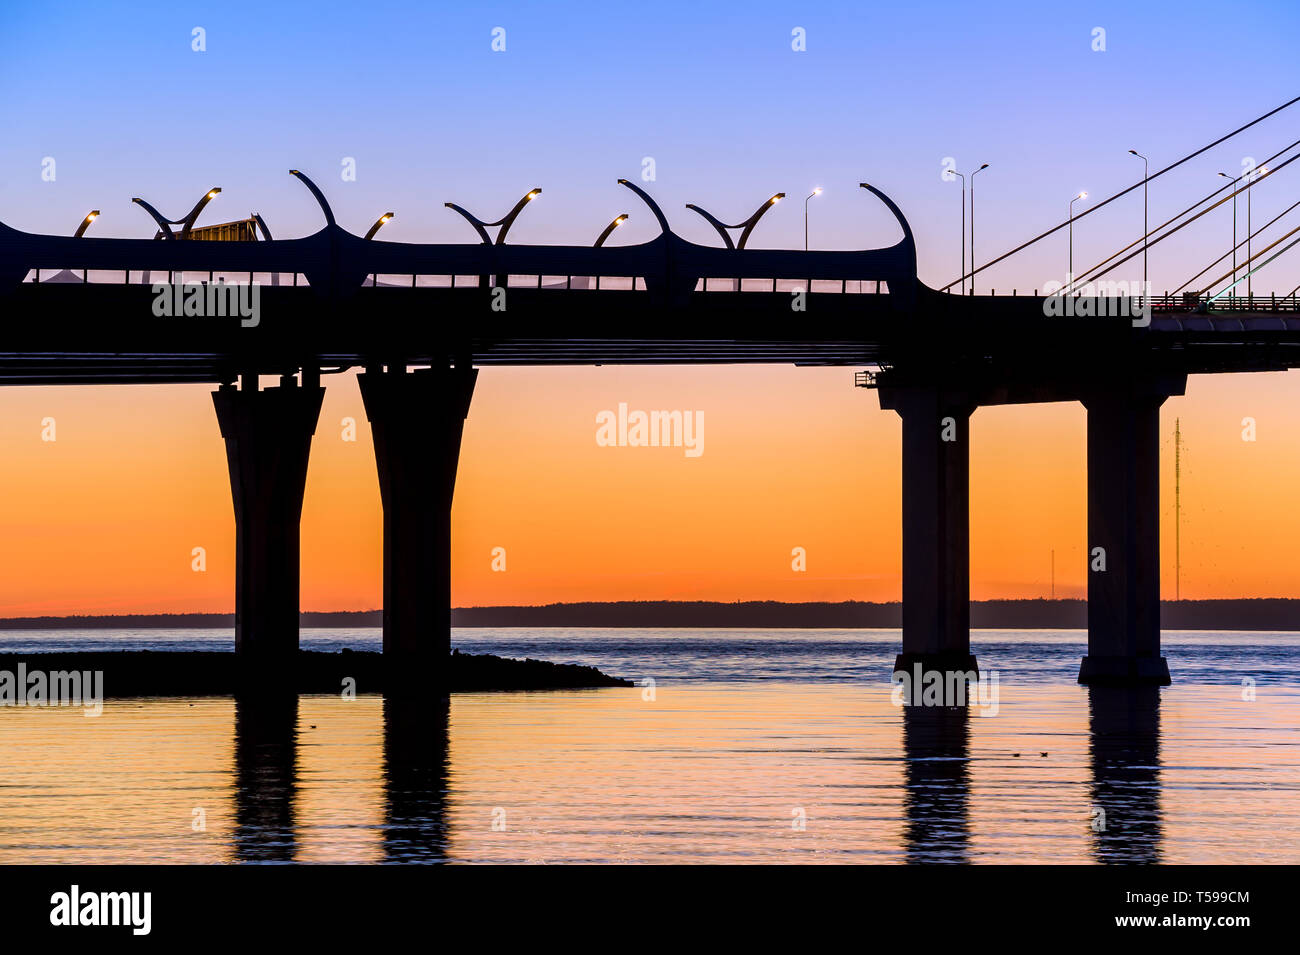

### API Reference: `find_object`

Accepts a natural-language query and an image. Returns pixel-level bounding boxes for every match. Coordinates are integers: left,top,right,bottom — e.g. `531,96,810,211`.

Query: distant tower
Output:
1174,417,1182,601
1050,548,1055,600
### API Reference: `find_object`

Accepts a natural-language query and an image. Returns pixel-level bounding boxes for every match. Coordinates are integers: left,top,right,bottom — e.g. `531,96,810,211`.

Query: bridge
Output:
3,102,1300,689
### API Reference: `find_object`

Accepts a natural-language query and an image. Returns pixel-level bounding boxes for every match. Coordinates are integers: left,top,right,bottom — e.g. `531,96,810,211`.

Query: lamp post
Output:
1128,149,1149,291
1218,172,1238,300
445,189,542,288
804,187,822,251
72,210,100,284
1068,191,1087,291
73,210,100,239
131,187,220,240
685,193,784,291
593,213,629,248
951,169,966,294
363,212,394,241
444,188,542,245
970,163,989,295
363,212,394,286
684,192,784,250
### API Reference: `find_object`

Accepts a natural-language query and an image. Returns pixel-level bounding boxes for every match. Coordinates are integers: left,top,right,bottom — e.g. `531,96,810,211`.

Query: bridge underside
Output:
4,285,1300,383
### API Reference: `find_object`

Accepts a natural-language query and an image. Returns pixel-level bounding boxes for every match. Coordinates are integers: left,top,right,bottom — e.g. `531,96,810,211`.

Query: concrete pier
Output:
213,377,324,658
878,385,978,678
1079,377,1184,685
359,364,477,675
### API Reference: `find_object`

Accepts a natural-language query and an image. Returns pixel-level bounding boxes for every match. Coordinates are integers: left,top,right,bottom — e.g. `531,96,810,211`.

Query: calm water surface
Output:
0,628,1297,864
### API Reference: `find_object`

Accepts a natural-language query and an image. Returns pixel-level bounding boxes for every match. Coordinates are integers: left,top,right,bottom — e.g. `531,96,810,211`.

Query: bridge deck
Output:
3,283,1300,384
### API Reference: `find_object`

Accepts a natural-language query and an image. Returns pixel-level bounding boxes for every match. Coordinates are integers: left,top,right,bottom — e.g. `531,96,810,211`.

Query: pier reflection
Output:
381,695,451,863
901,704,971,863
1087,687,1163,864
232,692,299,863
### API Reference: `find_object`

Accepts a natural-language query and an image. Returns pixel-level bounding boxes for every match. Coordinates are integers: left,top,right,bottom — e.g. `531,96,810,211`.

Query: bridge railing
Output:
945,287,1300,313
21,268,896,296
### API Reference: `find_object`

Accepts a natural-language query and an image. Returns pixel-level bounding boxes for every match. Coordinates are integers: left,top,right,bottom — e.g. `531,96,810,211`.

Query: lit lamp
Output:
364,212,395,241
445,188,542,245
685,192,784,249
69,209,100,284
73,210,100,238
593,213,629,248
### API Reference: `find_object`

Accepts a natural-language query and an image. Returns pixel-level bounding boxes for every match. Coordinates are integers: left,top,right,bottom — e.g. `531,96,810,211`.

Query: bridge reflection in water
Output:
230,694,450,864
901,706,971,864
1087,688,1163,865
896,690,1163,864
222,688,1166,863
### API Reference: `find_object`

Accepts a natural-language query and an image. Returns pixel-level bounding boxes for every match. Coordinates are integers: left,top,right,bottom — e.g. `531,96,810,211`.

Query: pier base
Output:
213,377,323,659
878,385,978,680
1078,378,1183,686
359,364,477,682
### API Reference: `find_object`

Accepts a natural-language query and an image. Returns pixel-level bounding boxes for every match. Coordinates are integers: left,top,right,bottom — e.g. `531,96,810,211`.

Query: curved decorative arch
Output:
617,179,672,236
858,182,916,252
178,188,221,238
131,197,176,239
683,204,736,249
252,213,274,242
443,203,493,245
444,189,540,245
289,170,337,228
684,193,784,249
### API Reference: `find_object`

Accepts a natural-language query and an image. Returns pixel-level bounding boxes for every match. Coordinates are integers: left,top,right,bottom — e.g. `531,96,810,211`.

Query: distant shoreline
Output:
4,598,1300,631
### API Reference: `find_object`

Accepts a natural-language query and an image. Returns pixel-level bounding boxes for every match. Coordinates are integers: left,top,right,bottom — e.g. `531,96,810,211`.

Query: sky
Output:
1,1,1299,614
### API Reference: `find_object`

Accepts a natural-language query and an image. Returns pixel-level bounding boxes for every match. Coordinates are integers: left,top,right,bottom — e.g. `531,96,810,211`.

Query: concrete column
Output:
359,364,477,672
878,386,977,677
213,378,324,658
1079,378,1182,685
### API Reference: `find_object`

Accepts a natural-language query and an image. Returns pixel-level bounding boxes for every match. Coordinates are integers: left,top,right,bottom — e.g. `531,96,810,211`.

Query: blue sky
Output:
3,0,1298,293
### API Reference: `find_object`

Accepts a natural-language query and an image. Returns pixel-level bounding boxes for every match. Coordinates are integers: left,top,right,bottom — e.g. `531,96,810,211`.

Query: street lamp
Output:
950,169,966,294
71,210,100,283
970,163,989,295
130,187,221,239
804,187,822,251
73,210,100,238
593,213,629,248
363,212,395,286
1068,191,1087,290
684,193,785,249
444,188,542,245
685,193,784,291
1128,150,1149,291
363,212,395,241
1218,172,1239,299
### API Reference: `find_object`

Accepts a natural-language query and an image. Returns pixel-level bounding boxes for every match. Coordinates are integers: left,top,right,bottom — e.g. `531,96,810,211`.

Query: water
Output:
0,627,1297,864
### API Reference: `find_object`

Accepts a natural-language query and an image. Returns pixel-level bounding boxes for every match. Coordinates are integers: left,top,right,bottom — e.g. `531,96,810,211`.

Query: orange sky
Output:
0,364,1295,616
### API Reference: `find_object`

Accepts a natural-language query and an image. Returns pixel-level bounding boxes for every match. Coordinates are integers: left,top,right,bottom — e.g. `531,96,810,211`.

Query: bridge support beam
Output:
1079,376,1184,686
359,364,477,684
878,385,978,681
213,377,325,659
